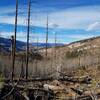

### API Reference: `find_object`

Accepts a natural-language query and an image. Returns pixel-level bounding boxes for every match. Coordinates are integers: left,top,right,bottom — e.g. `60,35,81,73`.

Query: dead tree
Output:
26,0,31,80
11,0,18,82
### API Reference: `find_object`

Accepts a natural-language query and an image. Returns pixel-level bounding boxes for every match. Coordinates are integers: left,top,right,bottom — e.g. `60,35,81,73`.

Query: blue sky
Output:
0,0,100,43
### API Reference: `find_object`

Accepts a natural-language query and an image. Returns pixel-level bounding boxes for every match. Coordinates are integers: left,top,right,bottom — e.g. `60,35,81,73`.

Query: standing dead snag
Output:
45,15,49,57
26,0,31,80
11,0,18,82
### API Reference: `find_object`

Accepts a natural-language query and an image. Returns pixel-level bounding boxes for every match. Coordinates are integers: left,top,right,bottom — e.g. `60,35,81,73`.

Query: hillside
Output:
0,37,26,53
0,37,64,53
41,36,100,76
0,36,100,78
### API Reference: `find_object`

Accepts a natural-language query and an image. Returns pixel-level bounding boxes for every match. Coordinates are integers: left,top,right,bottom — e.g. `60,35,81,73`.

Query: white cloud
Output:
86,22,100,31
0,31,46,42
0,6,15,15
48,6,100,29
0,15,27,26
0,5,100,43
0,31,96,43
1,5,100,29
31,5,100,29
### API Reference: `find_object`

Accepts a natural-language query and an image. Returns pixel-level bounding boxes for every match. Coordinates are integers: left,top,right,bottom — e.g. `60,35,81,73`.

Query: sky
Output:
0,0,100,44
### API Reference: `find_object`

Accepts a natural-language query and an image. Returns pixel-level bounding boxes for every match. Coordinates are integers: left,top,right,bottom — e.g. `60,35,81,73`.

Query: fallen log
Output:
75,95,93,100
70,87,83,95
0,77,53,83
1,84,54,100
3,83,54,94
1,75,92,85
43,84,64,92
58,72,92,84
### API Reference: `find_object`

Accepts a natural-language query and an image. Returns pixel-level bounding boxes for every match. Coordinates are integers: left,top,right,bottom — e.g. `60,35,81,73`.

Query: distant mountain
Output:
0,37,26,52
31,42,64,47
0,37,64,52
